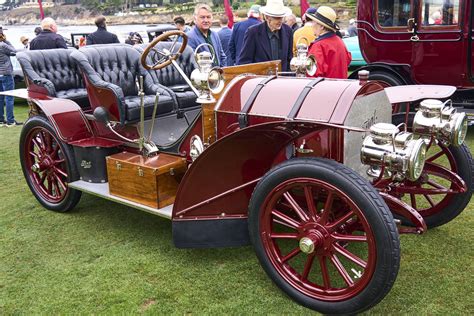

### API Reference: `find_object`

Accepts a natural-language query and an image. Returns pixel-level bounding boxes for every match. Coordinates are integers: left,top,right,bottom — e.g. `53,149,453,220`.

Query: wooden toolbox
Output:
106,152,187,209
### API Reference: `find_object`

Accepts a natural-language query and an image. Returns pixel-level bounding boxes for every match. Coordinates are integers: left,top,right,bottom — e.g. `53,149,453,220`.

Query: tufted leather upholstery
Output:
71,44,177,124
136,42,199,109
17,49,89,108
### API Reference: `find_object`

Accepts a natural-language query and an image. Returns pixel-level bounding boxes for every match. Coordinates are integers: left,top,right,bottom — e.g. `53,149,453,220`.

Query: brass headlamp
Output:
190,43,225,103
289,37,317,77
413,99,468,146
361,123,427,181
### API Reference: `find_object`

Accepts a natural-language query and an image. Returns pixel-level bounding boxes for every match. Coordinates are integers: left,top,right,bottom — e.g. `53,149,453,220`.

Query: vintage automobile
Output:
4,31,472,314
354,0,474,112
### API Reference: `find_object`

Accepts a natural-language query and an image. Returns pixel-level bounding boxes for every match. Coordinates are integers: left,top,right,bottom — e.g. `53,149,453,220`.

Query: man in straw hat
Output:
237,0,293,71
306,6,351,79
229,4,261,66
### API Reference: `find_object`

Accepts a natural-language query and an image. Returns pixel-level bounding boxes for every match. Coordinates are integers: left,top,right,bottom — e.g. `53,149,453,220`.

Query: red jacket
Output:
308,33,351,79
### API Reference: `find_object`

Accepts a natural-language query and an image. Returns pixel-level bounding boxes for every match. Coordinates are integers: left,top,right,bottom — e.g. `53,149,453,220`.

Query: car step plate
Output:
68,180,172,219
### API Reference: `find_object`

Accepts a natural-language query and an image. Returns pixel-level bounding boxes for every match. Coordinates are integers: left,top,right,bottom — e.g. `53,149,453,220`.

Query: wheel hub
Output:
299,232,324,254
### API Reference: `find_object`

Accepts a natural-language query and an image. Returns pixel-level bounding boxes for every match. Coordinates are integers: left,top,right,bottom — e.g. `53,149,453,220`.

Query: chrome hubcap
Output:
299,237,315,254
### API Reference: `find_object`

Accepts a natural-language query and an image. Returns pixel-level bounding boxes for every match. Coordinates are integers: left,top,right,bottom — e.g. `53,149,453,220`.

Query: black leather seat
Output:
136,42,198,109
71,44,177,124
16,49,89,109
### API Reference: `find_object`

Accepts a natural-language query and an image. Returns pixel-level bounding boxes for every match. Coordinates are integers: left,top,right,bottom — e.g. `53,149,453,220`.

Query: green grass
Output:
1,103,473,314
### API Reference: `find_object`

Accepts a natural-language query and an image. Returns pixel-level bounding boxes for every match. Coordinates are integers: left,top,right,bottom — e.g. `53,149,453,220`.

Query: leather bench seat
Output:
124,94,175,122
17,49,89,109
136,43,199,110
71,44,178,124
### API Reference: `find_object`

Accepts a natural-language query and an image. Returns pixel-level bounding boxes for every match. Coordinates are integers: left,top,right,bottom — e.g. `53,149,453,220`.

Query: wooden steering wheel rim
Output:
140,30,188,70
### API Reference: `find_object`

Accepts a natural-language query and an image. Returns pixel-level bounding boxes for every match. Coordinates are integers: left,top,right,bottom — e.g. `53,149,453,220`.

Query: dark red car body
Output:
355,0,473,107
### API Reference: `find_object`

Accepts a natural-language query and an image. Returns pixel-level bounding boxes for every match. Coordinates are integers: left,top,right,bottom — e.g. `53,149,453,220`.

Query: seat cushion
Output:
172,88,198,109
56,88,87,99
125,94,175,123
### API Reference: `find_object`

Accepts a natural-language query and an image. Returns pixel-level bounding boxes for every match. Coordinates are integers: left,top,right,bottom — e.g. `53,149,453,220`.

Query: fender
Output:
349,62,414,85
172,121,347,248
0,89,93,143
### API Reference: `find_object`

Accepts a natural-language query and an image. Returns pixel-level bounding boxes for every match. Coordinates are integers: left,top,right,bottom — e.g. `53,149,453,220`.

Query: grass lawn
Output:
1,103,473,314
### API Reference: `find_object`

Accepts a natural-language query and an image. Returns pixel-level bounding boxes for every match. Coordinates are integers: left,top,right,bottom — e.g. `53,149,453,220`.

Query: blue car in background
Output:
343,36,366,67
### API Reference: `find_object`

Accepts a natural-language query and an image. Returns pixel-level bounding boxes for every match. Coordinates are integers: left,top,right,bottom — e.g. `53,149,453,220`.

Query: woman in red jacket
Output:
306,6,351,79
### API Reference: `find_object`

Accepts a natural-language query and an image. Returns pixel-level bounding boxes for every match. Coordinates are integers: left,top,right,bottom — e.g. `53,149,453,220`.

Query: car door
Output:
414,0,465,87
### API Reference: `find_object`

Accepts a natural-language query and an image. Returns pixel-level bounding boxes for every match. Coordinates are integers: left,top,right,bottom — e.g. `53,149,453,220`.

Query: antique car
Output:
354,0,474,113
4,31,472,314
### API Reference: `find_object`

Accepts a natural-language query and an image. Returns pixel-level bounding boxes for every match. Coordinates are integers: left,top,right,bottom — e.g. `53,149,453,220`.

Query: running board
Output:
68,180,173,219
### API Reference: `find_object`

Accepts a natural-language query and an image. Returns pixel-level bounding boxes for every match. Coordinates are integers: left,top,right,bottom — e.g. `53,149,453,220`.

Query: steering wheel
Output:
141,30,188,70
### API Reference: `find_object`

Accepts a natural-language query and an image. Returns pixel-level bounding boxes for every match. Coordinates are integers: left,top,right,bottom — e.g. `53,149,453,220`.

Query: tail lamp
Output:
361,123,427,181
413,99,468,147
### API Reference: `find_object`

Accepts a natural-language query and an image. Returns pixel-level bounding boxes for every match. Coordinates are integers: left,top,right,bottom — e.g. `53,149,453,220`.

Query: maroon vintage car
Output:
4,32,472,314
354,0,474,112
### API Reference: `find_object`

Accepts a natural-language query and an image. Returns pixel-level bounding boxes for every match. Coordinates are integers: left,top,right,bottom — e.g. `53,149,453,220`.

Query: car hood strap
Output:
238,75,277,129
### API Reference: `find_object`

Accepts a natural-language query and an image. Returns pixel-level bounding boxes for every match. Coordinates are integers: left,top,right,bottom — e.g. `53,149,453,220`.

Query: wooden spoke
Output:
283,192,309,222
319,191,334,225
318,256,331,289
329,254,354,287
270,232,299,239
332,233,367,243
281,247,301,263
301,254,316,281
333,243,367,268
304,186,318,221
272,209,301,230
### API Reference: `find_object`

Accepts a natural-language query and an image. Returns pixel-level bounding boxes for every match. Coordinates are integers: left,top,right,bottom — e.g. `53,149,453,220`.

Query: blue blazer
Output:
237,22,293,71
228,17,260,65
186,27,227,67
218,27,233,66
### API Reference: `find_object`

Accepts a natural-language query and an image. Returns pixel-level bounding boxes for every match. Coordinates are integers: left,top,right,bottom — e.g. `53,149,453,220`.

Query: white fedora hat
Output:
260,0,292,17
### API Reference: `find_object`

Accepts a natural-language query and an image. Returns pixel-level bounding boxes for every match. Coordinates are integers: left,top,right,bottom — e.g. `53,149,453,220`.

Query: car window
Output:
377,0,412,27
421,0,461,26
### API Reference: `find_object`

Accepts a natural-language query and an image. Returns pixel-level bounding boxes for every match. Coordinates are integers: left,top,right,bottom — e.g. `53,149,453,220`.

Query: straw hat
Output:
260,0,292,17
20,36,29,43
306,6,339,32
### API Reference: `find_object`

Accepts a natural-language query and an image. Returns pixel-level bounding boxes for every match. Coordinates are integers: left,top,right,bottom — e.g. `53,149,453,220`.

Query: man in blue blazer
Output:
186,3,227,67
228,5,261,66
237,0,293,71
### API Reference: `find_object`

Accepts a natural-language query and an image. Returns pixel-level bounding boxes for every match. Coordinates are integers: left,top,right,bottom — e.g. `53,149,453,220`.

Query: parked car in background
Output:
146,24,178,42
353,0,474,114
342,36,366,67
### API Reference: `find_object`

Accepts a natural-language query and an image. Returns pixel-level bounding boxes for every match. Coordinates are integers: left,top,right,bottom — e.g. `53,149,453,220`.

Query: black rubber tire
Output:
369,71,404,86
392,113,473,228
19,116,82,212
248,158,400,314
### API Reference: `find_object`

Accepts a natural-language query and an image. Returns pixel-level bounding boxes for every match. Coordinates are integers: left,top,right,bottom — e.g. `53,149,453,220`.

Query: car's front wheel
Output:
248,158,400,314
19,116,81,212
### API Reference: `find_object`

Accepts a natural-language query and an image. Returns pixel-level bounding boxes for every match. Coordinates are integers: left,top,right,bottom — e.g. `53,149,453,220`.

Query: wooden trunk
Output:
106,152,187,209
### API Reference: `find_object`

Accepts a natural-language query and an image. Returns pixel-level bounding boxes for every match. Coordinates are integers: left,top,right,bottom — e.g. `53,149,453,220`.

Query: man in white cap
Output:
228,4,261,66
347,18,357,37
306,6,351,79
237,0,293,71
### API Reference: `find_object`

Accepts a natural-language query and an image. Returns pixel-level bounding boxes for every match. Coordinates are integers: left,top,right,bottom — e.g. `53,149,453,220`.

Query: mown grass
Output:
1,103,473,314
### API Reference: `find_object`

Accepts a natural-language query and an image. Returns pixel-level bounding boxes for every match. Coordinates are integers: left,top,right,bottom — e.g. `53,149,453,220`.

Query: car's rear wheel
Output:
19,116,81,212
248,158,400,314
390,113,473,228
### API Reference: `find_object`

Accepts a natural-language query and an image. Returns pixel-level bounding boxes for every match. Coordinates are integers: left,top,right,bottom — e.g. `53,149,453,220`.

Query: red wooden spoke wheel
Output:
20,116,81,212
391,113,473,228
249,158,400,314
